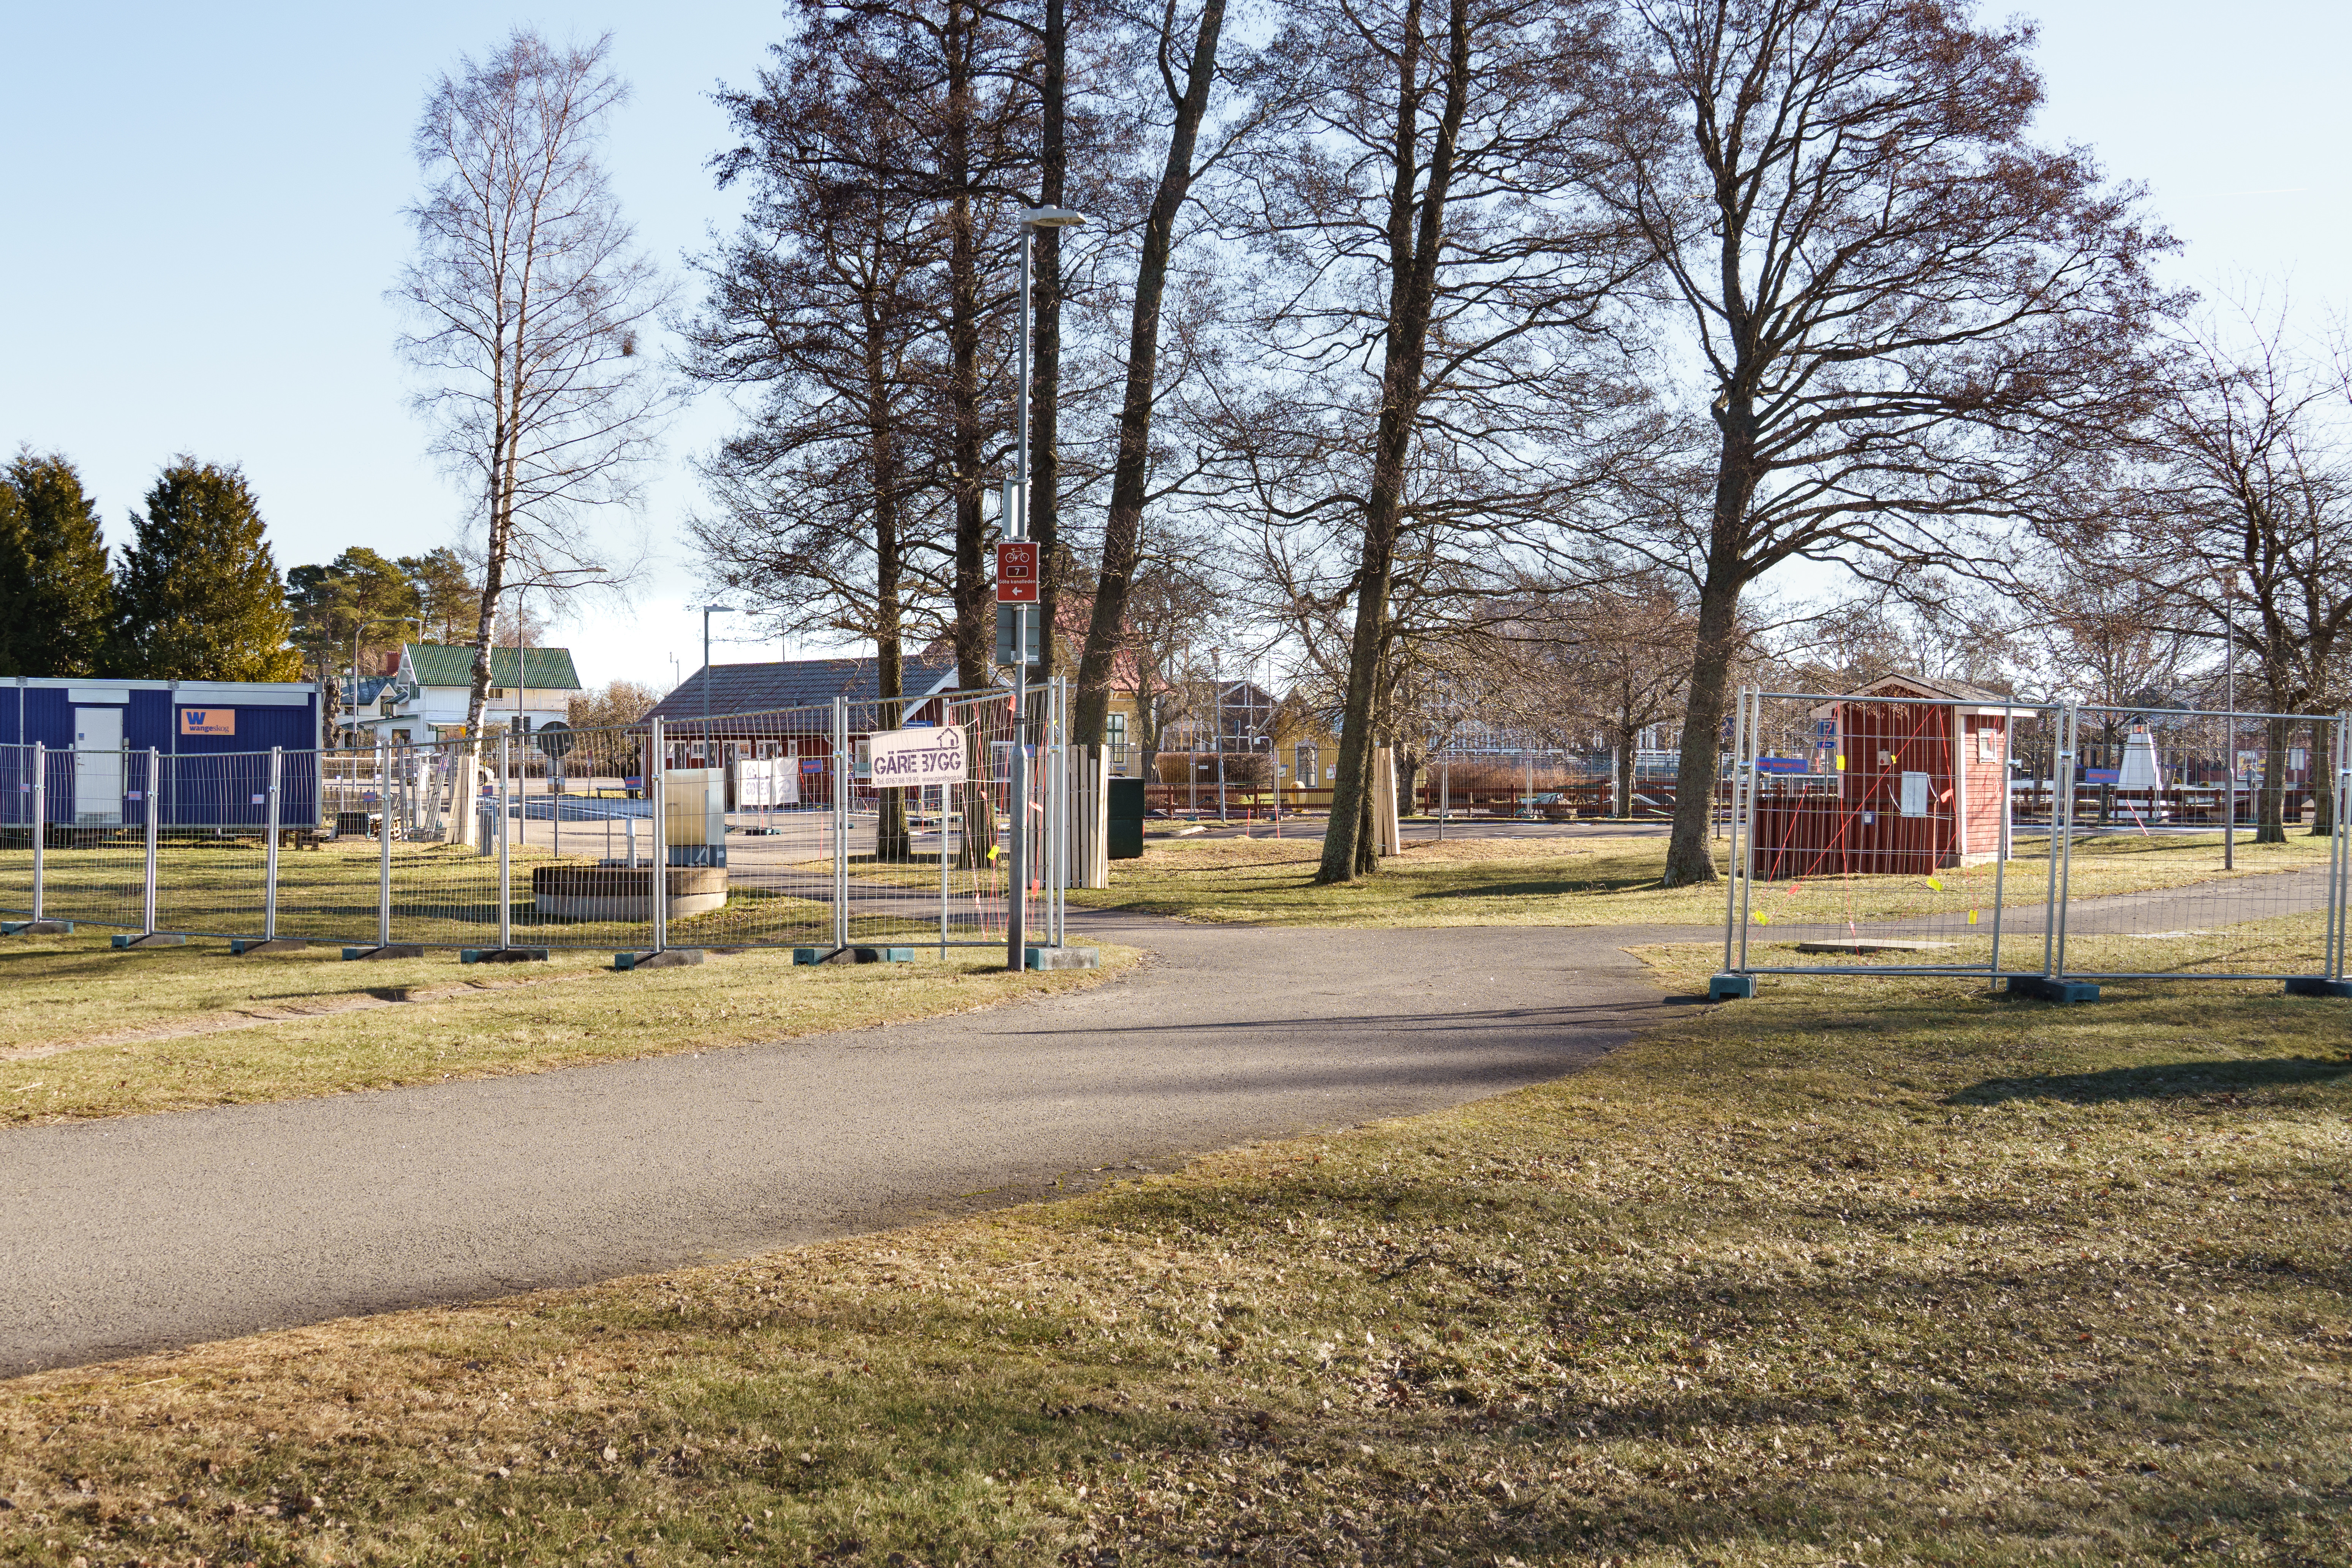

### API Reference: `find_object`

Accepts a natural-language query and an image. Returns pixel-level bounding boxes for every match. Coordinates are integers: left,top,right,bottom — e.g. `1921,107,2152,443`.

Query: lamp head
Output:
1019,205,1088,229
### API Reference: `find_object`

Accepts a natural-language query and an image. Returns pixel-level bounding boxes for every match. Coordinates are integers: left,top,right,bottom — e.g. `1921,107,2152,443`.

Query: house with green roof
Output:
359,643,585,744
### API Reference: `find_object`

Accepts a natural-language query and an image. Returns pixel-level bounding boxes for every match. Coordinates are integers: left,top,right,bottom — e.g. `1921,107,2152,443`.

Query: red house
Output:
1751,674,2020,878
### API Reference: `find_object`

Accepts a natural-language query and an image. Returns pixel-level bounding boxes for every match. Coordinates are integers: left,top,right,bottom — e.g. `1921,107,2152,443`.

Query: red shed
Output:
1751,674,2020,878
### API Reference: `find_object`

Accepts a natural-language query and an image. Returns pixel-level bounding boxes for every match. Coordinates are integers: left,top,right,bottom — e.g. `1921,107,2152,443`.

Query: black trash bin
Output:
1108,777,1146,860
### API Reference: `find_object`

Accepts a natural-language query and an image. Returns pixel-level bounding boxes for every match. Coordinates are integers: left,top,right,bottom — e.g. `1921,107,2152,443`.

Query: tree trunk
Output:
1073,0,1227,747
2311,715,2338,836
870,317,913,863
1317,0,1467,886
2256,713,2287,843
942,1,996,871
1030,0,1067,677
1661,565,1742,885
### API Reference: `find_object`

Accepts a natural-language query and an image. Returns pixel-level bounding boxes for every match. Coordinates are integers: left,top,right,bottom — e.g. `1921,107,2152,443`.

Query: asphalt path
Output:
0,912,1698,1376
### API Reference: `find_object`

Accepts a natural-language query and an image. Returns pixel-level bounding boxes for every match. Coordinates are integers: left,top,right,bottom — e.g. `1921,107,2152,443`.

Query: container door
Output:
74,705,125,825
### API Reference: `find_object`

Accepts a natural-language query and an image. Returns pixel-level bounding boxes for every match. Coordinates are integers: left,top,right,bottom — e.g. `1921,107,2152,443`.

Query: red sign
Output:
995,541,1039,603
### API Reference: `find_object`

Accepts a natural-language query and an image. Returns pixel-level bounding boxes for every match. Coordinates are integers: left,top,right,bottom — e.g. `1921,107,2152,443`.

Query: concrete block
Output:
343,944,426,961
795,945,918,965
2284,977,2352,999
231,937,309,955
2001,974,2100,1004
614,948,706,971
113,932,188,948
3,920,73,936
1707,973,1756,1001
1024,945,1100,971
462,947,550,964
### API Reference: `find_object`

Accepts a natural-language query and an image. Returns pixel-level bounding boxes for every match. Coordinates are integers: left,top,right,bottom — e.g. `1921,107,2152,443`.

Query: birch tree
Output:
396,29,671,839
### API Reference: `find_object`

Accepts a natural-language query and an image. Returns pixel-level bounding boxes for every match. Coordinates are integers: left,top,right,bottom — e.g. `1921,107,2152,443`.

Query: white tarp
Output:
735,757,801,808
868,724,967,788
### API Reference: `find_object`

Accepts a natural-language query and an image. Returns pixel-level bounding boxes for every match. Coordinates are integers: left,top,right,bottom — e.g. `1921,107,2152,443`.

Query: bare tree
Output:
686,21,961,860
2064,309,2352,838
1222,0,1646,882
1600,0,2175,885
397,30,672,841
1070,0,1260,746
1541,569,1695,816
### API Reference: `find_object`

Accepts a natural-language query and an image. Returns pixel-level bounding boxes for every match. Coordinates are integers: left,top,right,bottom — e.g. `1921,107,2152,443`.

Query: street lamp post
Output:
696,604,739,746
1007,204,1086,971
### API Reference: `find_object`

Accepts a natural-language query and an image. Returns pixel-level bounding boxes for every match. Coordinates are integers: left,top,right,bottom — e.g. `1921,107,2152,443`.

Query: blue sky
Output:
2,2,2346,691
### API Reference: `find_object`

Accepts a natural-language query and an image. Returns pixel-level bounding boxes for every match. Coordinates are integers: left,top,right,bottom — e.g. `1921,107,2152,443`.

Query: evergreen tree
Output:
396,547,480,642
111,458,301,681
0,451,115,676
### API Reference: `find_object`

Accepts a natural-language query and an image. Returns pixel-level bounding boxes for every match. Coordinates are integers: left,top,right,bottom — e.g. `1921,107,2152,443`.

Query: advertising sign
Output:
867,724,967,788
179,708,235,737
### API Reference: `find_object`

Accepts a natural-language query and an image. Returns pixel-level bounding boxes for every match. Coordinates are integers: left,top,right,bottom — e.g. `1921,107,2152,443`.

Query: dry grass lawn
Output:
1065,829,2334,930
0,932,1135,1125
4,936,2346,1565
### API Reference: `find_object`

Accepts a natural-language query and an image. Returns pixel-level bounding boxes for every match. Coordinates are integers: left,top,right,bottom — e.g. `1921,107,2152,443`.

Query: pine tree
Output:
0,451,115,676
111,458,301,681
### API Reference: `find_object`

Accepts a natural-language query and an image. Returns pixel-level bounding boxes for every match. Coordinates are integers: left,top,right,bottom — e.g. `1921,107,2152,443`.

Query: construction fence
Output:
1714,688,2352,999
0,682,1089,961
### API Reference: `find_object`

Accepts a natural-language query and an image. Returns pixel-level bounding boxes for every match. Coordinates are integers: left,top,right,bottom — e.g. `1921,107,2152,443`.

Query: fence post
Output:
30,741,44,924
378,740,393,949
2047,703,2079,980
265,746,283,940
2331,713,2350,983
650,718,667,953
1986,704,2012,979
498,732,513,949
144,747,160,935
1052,678,1068,946
1737,690,1759,972
1721,689,1746,975
833,697,851,951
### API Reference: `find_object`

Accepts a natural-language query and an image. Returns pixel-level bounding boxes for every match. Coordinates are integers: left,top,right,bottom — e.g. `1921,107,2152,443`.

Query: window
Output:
1105,711,1129,766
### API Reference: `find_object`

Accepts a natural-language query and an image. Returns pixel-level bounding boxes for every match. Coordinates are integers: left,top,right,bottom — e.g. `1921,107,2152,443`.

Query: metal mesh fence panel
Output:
144,749,281,939
637,703,837,952
0,745,35,920
1724,689,2060,978
2047,707,2343,981
1722,691,2352,988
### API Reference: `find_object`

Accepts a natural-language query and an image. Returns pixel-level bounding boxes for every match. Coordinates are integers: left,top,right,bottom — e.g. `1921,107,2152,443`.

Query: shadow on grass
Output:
1951,1056,2352,1106
1414,877,1657,900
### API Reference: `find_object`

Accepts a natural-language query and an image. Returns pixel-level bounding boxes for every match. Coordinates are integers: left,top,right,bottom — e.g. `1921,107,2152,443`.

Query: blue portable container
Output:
1,678,324,830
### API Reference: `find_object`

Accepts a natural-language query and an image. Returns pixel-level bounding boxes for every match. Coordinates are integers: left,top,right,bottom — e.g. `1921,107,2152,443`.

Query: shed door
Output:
74,706,125,825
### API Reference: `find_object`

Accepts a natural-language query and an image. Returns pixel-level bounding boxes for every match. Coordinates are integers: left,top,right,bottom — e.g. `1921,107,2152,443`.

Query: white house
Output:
357,643,585,744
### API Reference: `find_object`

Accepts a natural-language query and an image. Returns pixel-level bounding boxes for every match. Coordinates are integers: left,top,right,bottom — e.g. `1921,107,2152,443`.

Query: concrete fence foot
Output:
794,945,918,965
462,947,550,964
3,920,73,936
2001,974,2100,1003
2283,977,2352,999
231,937,309,956
1707,973,1755,1001
113,932,187,949
343,944,426,961
614,948,706,971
